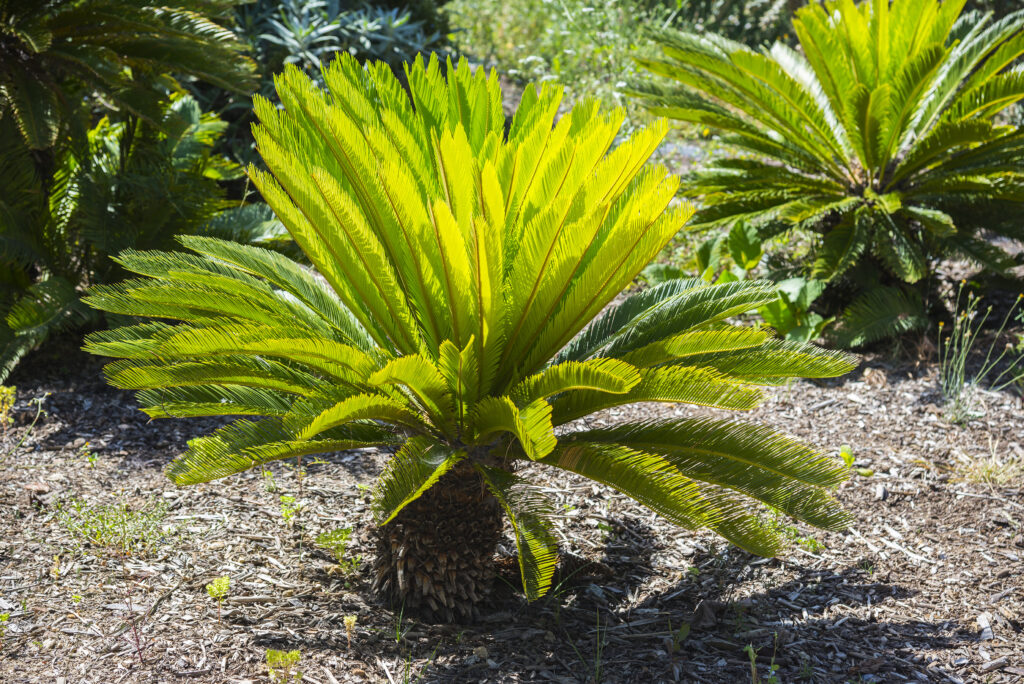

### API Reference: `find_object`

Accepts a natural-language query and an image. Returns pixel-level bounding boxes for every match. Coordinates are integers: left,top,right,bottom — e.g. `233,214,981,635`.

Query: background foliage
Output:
632,0,1024,347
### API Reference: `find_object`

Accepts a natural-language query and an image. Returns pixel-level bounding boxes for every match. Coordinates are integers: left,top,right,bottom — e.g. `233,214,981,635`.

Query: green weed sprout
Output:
840,444,873,477
206,575,230,623
0,612,8,647
315,528,359,576
267,648,302,682
279,495,300,527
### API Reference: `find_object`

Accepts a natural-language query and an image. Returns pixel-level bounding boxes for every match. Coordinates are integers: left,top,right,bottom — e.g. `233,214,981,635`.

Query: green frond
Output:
103,356,325,396
551,365,764,425
297,394,425,440
1,68,59,150
556,278,707,363
135,385,294,419
539,442,715,531
476,465,559,601
599,280,780,360
369,354,455,427
687,340,859,385
373,437,466,525
832,287,929,348
510,358,642,406
564,419,851,531
470,396,557,460
2,277,92,382
166,418,391,486
178,236,374,350
620,327,773,368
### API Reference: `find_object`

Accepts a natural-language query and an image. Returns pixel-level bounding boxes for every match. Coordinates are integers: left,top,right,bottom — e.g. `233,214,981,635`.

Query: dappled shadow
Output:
401,552,973,683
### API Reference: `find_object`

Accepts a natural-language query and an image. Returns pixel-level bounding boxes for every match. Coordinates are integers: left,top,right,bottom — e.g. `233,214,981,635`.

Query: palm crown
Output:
85,54,855,619
633,0,1024,345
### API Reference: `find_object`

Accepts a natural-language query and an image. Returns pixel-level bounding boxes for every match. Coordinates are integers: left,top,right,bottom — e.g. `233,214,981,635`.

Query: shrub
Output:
0,94,285,381
654,0,797,47
0,0,258,380
85,54,855,621
0,0,255,154
633,0,1024,347
195,0,452,167
448,0,675,116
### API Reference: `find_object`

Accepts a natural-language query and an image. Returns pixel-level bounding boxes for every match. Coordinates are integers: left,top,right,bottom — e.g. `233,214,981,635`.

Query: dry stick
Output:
950,488,1024,510
117,553,145,664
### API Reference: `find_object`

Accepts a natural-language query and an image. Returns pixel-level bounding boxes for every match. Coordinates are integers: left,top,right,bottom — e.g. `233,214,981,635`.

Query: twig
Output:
879,537,936,565
847,526,881,553
950,489,1024,510
378,657,397,684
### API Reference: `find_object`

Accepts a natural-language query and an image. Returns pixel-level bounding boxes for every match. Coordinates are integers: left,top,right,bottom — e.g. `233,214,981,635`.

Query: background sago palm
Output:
85,54,857,622
633,0,1024,347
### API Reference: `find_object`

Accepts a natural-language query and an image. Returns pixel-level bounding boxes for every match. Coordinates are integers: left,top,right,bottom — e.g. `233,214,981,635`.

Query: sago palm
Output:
633,0,1024,346
0,0,256,152
84,54,856,622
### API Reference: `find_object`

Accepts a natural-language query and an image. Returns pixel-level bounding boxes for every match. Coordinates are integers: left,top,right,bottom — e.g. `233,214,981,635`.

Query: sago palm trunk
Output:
371,460,505,622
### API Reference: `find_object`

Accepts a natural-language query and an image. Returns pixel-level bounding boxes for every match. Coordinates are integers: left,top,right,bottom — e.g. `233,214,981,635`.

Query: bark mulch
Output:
0,343,1021,684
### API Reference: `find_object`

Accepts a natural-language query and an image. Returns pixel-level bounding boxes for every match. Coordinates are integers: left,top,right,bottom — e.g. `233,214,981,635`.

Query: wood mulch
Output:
0,341,1022,684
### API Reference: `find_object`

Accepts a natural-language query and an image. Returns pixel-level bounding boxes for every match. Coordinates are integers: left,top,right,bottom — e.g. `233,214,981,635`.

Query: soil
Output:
0,338,1022,684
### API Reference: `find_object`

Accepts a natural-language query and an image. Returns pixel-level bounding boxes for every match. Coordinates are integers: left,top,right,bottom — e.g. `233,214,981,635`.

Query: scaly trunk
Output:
371,461,504,622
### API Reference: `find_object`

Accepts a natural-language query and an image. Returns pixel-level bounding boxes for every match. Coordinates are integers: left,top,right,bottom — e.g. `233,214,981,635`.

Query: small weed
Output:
58,498,172,557
668,619,690,654
267,648,303,682
77,442,99,468
0,391,47,461
206,575,230,623
799,653,814,680
762,507,826,553
956,435,1024,486
316,528,360,576
343,614,357,648
57,498,174,664
72,595,82,604
840,444,874,477
394,601,408,643
262,468,277,493
565,609,606,683
939,283,1024,423
744,634,781,684
0,612,8,646
280,495,300,527
0,386,14,439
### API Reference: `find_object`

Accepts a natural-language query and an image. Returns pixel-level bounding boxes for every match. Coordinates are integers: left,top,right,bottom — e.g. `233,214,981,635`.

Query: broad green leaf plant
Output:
634,0,1024,347
85,55,856,608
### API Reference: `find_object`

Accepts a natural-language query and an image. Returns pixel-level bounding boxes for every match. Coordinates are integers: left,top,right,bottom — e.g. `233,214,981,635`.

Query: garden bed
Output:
1,344,1021,683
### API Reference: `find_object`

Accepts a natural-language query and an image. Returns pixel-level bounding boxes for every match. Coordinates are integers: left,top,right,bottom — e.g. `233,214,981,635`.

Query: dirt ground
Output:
0,339,1022,684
